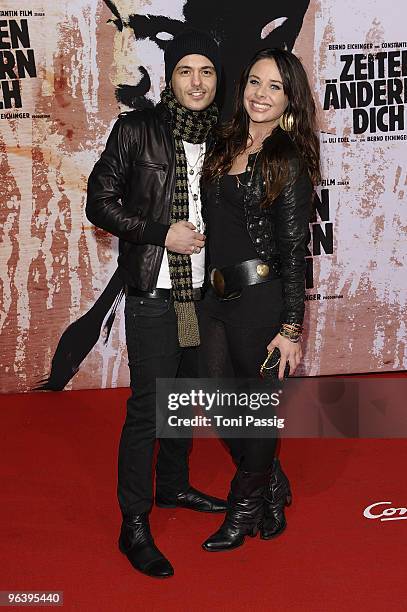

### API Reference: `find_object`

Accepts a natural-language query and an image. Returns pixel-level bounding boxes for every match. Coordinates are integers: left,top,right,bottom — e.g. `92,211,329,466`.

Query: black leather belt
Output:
210,258,281,300
126,286,203,301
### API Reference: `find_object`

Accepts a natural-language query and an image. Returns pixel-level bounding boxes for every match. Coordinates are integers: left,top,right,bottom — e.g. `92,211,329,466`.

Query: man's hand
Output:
165,221,206,255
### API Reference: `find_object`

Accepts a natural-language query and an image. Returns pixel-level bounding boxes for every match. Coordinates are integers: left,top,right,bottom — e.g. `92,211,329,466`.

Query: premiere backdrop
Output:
0,0,406,393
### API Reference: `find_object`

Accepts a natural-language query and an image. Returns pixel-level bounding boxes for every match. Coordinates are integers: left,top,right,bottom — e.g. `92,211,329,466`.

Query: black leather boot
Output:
202,469,268,552
260,458,292,540
156,486,227,513
118,513,174,578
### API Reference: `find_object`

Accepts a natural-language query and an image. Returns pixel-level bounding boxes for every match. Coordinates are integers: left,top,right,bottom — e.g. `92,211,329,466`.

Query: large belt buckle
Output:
210,268,241,301
256,263,270,278
210,268,225,298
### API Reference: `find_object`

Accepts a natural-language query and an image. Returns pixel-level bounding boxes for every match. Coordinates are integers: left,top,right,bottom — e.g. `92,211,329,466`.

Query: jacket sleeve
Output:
274,159,313,326
86,116,170,247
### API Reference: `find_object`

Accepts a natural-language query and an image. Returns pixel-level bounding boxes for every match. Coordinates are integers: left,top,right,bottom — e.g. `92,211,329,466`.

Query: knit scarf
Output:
161,85,218,347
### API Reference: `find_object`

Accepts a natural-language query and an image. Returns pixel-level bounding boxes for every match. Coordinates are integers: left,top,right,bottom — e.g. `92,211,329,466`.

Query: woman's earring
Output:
279,112,294,132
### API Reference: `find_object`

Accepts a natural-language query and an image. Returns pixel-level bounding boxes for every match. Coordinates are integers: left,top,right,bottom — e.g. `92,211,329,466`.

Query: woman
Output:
199,48,321,551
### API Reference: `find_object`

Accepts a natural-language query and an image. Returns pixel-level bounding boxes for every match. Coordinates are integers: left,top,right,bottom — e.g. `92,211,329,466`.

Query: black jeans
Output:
118,294,200,517
199,288,281,472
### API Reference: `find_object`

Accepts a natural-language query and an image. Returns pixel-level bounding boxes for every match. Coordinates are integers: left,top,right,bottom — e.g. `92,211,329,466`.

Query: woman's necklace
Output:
235,148,261,189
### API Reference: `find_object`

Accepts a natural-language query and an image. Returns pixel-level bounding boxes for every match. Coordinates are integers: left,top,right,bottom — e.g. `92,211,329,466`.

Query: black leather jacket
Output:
86,103,176,290
87,107,312,325
203,135,313,326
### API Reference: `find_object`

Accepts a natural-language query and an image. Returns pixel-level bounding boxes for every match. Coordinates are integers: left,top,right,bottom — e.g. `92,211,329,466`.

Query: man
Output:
86,30,227,579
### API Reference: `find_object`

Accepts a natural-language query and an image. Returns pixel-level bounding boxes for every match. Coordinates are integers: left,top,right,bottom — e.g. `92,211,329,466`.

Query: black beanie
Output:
164,29,221,84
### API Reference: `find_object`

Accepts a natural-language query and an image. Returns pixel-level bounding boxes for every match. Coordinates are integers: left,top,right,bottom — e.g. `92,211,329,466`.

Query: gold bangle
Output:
281,323,303,332
280,325,302,334
279,329,301,342
278,332,300,343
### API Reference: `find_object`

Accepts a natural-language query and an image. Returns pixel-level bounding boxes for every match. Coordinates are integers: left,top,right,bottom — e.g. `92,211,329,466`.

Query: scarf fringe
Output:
174,301,200,347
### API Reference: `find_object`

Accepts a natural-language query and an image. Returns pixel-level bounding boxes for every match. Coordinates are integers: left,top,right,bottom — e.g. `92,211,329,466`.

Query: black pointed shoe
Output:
260,458,292,540
119,513,174,578
156,486,227,513
202,469,268,552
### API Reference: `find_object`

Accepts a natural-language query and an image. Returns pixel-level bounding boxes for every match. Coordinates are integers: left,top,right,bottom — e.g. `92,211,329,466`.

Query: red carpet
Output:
1,387,407,611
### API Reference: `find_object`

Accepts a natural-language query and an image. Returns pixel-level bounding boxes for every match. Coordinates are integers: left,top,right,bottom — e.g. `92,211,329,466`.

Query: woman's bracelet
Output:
279,331,301,343
279,323,302,343
281,323,302,332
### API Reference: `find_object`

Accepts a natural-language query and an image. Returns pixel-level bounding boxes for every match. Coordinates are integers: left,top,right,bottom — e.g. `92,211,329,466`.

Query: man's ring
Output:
193,246,200,254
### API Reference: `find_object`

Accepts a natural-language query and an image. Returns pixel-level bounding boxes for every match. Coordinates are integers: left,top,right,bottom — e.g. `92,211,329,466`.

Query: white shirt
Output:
156,141,206,289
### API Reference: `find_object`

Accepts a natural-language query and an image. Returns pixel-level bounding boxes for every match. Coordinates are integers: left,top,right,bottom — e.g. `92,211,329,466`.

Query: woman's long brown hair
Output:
203,48,321,206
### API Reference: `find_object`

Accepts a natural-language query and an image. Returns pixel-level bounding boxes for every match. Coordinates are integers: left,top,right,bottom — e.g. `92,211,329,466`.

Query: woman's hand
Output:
267,333,303,380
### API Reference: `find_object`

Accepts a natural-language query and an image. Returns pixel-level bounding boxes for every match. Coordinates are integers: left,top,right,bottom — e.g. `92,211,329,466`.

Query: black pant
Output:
118,295,199,516
199,289,281,472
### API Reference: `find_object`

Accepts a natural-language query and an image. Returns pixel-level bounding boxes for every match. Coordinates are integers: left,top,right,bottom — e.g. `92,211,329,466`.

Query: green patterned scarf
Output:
161,85,218,347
